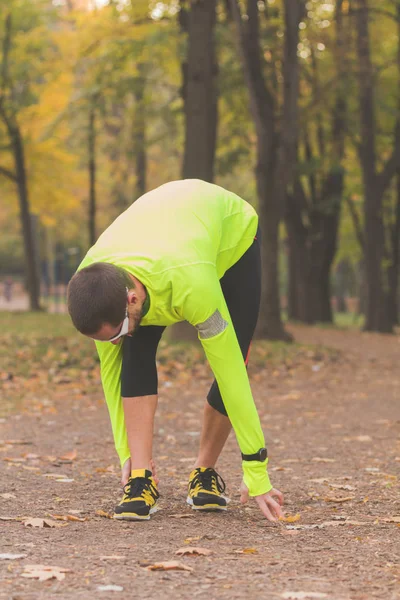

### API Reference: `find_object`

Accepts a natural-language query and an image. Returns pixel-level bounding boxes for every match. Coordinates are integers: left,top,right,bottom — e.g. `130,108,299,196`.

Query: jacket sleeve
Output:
179,266,272,497
94,340,130,468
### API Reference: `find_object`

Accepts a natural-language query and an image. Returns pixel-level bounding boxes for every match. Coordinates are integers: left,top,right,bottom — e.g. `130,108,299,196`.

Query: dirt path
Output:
1,325,399,600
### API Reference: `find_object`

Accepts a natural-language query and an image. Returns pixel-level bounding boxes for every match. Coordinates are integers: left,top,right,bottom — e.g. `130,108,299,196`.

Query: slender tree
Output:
230,0,304,340
354,0,400,332
182,0,218,182
286,0,348,324
0,11,40,310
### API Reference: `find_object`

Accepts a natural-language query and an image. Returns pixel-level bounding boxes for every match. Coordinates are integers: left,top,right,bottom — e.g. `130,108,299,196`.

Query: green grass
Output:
0,311,77,337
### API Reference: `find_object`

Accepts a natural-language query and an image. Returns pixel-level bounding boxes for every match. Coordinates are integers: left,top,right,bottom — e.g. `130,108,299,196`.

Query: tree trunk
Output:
13,126,41,310
230,0,304,341
387,171,400,325
355,0,398,333
182,0,217,182
171,0,218,342
88,105,97,247
133,64,146,200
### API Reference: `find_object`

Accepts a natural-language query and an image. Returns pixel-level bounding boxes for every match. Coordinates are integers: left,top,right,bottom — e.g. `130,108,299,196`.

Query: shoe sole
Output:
113,503,159,521
186,496,227,511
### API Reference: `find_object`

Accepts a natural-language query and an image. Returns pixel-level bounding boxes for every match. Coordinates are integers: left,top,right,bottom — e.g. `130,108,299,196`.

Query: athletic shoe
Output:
187,467,228,511
113,469,159,521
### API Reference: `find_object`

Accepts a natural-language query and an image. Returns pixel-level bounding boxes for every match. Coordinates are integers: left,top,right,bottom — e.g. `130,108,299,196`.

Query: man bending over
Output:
67,179,284,522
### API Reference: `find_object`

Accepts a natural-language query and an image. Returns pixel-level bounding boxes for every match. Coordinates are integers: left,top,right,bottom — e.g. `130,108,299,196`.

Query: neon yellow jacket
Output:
78,179,272,496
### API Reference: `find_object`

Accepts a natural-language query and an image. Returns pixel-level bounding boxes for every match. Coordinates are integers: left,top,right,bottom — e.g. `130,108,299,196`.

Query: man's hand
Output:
121,458,158,487
240,480,284,522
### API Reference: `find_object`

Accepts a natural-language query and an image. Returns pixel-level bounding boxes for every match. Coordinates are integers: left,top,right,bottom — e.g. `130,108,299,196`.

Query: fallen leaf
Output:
170,513,195,519
281,593,328,599
97,585,123,591
382,516,400,523
146,561,193,572
49,514,86,522
176,547,212,556
22,564,70,581
280,513,301,523
23,518,62,528
0,553,27,560
95,510,113,519
0,493,16,499
234,548,258,554
59,450,77,461
2,440,32,446
100,555,126,561
184,536,202,544
0,516,23,521
328,484,355,491
312,458,335,463
323,496,355,503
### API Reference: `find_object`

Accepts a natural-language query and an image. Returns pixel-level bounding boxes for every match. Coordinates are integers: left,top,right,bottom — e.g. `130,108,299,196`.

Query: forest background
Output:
1,0,399,340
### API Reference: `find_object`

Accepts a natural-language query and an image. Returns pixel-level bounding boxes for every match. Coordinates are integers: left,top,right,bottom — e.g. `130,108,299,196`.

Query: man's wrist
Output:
242,457,272,497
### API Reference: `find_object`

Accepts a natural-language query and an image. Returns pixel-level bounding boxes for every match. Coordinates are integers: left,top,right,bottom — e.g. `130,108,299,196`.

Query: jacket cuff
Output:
117,448,131,469
242,458,273,497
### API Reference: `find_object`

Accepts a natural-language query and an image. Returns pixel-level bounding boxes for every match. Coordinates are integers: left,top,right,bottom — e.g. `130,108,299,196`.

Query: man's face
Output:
88,290,144,344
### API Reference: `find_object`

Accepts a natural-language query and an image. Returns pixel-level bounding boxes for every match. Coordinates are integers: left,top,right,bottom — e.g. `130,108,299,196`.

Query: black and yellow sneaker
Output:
187,467,228,511
113,469,159,521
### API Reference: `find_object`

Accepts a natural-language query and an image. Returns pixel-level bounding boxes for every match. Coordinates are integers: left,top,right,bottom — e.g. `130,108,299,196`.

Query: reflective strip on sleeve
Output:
195,309,229,339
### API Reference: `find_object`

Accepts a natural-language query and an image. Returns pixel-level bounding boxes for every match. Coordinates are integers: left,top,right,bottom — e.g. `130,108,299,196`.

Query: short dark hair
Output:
67,262,130,335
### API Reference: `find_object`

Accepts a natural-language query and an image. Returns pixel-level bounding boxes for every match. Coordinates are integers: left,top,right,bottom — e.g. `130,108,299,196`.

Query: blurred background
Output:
0,0,398,339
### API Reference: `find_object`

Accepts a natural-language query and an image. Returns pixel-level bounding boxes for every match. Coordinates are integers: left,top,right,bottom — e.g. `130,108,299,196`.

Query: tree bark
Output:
0,13,40,310
387,171,400,325
133,64,146,200
171,0,218,342
285,0,347,325
13,127,41,310
354,0,400,333
230,0,304,341
182,0,217,182
88,104,96,247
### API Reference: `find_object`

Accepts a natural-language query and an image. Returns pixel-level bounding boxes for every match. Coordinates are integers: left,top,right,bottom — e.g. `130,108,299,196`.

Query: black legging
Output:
121,228,261,416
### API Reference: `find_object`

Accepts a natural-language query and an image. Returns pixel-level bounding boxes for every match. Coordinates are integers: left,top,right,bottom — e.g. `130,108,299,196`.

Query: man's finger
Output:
270,488,284,506
255,496,276,522
266,497,285,520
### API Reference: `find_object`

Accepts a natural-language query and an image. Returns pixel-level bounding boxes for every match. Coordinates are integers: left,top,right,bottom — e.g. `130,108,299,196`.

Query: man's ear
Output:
127,290,138,305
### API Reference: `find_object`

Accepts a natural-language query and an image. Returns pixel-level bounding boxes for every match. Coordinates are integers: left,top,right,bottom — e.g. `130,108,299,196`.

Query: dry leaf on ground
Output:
312,458,335,463
176,547,212,556
59,450,77,461
146,561,193,572
170,513,195,519
23,518,62,528
95,510,113,519
279,513,301,523
0,516,23,521
49,514,86,522
234,548,258,554
281,593,328,599
328,484,355,491
22,564,70,581
382,516,400,523
323,496,355,503
0,553,27,560
0,493,16,499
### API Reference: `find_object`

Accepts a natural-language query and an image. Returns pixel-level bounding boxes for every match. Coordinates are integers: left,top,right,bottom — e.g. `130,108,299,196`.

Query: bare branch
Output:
0,164,16,181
